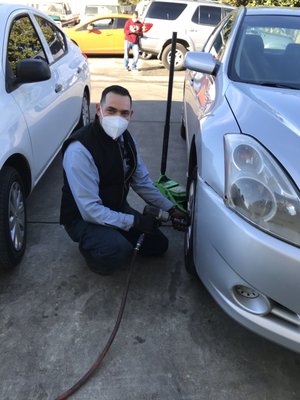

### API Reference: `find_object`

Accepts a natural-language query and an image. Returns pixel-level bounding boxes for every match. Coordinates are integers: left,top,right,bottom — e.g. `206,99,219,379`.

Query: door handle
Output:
55,83,63,93
77,66,82,74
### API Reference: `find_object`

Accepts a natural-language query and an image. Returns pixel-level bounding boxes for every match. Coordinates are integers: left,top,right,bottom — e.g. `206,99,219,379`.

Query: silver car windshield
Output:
230,15,300,89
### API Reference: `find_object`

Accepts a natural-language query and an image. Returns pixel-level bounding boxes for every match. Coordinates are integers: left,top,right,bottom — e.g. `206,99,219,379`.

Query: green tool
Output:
155,174,186,213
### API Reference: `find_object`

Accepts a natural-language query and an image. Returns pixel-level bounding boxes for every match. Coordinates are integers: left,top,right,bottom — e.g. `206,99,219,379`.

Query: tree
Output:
119,0,139,5
225,0,300,7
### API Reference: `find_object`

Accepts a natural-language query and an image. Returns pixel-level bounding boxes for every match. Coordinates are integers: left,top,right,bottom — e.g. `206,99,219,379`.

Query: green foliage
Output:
225,0,300,7
120,0,138,5
7,16,51,75
8,17,39,73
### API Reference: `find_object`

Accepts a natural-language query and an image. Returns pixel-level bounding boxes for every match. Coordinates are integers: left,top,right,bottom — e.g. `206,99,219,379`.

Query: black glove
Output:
133,214,158,234
168,206,189,232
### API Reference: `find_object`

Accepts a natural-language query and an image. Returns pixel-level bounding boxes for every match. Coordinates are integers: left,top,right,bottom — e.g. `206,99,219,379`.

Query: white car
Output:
0,3,91,270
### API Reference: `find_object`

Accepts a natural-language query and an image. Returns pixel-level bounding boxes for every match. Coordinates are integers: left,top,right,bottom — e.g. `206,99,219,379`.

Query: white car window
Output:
7,15,47,76
35,16,67,61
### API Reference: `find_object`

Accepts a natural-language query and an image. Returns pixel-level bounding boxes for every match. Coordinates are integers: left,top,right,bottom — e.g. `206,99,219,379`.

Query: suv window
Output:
192,6,221,26
146,1,187,20
36,16,66,61
7,15,47,75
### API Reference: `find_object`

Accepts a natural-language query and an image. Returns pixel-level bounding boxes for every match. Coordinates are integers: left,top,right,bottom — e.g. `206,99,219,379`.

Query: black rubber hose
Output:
55,233,145,400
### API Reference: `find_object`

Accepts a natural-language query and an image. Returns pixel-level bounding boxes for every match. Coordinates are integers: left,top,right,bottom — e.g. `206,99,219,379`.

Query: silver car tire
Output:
180,116,186,140
184,167,197,275
162,43,186,71
0,166,27,270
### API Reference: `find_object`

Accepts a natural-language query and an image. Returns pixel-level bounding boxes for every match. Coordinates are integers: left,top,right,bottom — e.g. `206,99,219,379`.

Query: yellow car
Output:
64,14,131,54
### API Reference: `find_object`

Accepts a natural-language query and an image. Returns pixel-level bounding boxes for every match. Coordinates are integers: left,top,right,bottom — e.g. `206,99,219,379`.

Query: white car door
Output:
33,13,86,144
6,11,83,184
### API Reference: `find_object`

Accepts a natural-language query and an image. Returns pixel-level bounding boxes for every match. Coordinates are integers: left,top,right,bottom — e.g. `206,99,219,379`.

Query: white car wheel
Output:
77,91,90,128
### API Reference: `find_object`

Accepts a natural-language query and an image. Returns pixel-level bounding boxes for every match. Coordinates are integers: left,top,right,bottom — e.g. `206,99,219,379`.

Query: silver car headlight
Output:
224,134,300,247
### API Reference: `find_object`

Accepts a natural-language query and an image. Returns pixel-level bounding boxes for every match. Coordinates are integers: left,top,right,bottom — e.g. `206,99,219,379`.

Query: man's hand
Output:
168,206,189,231
130,25,138,32
133,214,158,234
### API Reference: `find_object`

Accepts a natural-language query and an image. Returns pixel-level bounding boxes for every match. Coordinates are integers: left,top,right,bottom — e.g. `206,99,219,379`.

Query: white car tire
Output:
0,166,27,270
77,90,90,129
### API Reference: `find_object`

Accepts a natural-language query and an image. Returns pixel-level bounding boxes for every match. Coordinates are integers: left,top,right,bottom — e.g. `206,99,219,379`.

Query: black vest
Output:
60,120,137,225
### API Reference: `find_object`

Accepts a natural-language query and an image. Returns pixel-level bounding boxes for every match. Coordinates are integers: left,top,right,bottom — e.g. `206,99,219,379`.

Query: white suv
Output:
140,0,234,70
0,3,91,270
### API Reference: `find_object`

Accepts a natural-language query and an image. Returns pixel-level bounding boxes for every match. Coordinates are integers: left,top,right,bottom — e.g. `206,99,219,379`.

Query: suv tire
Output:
162,43,186,71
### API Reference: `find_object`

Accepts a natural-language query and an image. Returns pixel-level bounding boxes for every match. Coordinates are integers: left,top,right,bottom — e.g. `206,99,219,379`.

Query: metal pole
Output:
161,31,177,175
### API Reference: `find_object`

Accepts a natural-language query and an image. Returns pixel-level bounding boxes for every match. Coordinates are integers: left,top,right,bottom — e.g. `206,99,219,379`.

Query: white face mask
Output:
100,109,129,140
132,18,137,22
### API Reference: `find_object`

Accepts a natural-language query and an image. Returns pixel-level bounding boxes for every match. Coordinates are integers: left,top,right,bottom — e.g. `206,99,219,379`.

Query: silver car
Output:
182,6,300,352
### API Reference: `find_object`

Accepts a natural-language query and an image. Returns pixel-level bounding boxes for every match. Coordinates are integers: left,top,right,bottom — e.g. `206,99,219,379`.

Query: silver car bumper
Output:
193,176,300,353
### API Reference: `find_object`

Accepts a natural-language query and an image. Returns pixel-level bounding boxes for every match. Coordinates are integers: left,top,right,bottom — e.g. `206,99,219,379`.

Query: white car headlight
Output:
224,134,300,247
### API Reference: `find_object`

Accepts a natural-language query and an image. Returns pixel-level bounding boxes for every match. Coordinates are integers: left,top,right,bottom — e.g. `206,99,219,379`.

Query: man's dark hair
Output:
100,85,132,107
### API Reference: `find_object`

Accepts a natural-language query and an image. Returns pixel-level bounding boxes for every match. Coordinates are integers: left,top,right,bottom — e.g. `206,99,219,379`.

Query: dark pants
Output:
64,204,168,275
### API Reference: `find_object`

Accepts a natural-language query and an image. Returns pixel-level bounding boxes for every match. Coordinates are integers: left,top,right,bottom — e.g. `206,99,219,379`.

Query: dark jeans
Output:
64,204,168,275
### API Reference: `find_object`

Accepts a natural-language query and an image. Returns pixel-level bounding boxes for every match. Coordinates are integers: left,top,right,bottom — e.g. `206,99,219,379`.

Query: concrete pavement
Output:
0,57,299,400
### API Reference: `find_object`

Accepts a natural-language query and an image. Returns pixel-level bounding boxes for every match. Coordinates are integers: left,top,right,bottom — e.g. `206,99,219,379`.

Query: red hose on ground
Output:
55,233,145,400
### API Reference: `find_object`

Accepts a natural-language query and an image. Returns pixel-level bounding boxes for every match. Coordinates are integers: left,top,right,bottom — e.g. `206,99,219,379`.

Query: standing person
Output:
60,85,187,276
123,11,143,71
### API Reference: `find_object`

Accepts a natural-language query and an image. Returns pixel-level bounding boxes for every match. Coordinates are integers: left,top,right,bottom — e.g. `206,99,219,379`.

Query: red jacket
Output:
124,18,143,44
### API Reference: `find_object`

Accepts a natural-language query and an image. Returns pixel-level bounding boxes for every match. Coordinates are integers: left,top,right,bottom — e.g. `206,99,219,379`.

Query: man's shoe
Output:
125,66,130,71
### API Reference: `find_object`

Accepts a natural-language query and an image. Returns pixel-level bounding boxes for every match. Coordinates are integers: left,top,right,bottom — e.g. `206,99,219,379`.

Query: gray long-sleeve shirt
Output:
63,140,174,231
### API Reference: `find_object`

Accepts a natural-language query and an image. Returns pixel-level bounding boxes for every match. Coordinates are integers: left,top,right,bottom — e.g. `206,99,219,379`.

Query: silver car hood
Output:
225,82,300,188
